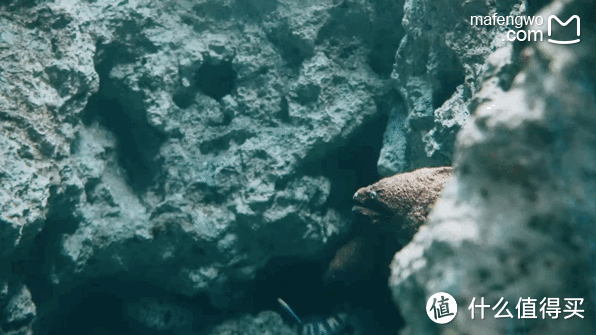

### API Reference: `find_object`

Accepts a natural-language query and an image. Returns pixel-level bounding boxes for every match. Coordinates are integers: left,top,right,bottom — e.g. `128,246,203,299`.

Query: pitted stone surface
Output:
389,0,595,334
1,0,591,334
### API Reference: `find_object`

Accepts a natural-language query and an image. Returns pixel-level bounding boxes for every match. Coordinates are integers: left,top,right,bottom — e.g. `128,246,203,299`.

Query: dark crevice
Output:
266,23,313,68
245,113,404,334
432,53,466,109
172,59,238,109
199,129,255,155
250,258,338,317
77,38,166,192
24,218,129,334
81,85,165,192
195,60,237,101
29,277,235,335
367,28,401,78
24,212,81,334
248,248,404,334
172,90,196,109
277,96,291,123
304,113,389,219
283,45,311,68
45,288,129,335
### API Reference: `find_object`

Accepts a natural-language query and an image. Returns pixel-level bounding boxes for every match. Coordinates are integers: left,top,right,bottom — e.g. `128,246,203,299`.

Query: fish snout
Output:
352,188,378,202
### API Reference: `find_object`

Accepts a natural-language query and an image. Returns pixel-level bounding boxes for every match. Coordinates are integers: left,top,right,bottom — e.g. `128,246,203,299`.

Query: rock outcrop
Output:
389,0,595,334
0,0,592,334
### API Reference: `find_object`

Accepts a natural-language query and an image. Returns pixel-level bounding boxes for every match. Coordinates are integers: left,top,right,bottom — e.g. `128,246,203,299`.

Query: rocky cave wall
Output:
0,0,593,334
389,0,595,334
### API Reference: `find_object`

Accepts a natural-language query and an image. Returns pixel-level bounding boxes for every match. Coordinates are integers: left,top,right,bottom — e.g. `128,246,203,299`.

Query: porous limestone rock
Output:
379,0,524,176
3,0,587,334
0,284,37,335
207,311,297,335
389,0,595,334
2,0,393,306
2,1,403,332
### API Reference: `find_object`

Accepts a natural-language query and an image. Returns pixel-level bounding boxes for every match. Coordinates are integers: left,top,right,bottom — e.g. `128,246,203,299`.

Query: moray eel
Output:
278,298,354,335
352,166,453,244
323,234,375,285
325,166,453,284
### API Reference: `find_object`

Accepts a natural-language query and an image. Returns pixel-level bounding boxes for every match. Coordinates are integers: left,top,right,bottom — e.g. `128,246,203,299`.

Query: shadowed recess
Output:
250,258,338,318
248,255,404,335
81,41,165,191
249,113,404,334
81,90,165,191
45,289,129,335
195,60,237,101
432,54,465,109
32,278,234,335
305,113,389,218
368,28,401,78
172,90,195,109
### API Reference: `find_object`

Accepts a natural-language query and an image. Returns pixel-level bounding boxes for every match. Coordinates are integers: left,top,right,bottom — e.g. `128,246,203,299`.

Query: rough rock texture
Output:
206,311,296,335
0,3,99,334
2,0,393,311
389,0,596,334
48,0,396,301
378,0,523,176
1,0,591,334
0,0,404,333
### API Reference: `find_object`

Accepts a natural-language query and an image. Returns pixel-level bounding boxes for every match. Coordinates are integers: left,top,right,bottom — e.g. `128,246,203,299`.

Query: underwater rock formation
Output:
0,0,592,334
206,311,296,335
378,0,523,176
389,0,595,334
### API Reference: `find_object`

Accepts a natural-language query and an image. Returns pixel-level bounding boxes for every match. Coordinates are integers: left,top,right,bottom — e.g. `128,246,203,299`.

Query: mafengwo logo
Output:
470,14,581,44
548,15,580,44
